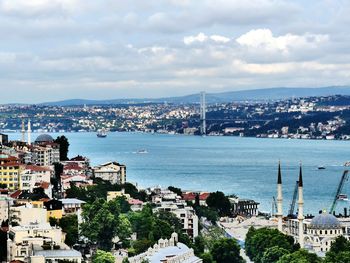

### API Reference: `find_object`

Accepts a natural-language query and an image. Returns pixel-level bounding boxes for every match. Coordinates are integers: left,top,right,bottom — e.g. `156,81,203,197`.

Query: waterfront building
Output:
92,161,126,185
182,191,210,206
287,212,345,253
230,198,260,217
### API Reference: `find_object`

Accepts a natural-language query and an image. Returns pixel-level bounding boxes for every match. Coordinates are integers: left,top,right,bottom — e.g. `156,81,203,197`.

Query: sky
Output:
0,0,350,103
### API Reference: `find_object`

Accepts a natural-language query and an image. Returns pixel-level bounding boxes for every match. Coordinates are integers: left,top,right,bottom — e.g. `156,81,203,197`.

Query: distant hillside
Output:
42,86,350,106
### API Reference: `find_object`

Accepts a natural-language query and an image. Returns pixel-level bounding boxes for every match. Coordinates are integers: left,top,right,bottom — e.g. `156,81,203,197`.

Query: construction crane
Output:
288,181,299,217
330,170,349,214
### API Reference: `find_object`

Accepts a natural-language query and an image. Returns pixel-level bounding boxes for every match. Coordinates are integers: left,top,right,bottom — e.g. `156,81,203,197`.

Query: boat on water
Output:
97,129,107,138
344,161,350,167
318,166,326,170
136,149,148,154
338,194,348,201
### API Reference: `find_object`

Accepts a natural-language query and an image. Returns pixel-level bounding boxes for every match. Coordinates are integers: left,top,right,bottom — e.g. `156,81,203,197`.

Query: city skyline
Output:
0,0,350,103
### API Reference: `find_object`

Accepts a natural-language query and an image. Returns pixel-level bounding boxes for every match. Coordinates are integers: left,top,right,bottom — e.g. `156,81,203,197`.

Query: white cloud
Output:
184,33,230,45
184,33,208,45
210,35,230,43
236,29,329,53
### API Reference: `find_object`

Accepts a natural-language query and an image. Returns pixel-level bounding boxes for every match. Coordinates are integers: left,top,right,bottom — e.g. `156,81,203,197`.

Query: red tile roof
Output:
182,192,210,201
10,190,22,199
25,165,52,172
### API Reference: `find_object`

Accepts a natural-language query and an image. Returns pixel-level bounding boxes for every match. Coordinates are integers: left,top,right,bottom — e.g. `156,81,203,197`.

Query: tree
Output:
277,249,321,263
194,235,205,255
59,215,78,247
168,186,182,196
55,135,70,161
133,239,153,254
262,246,290,263
201,252,214,263
52,163,64,193
206,191,231,216
324,236,350,262
92,250,115,263
210,238,244,263
324,251,350,263
81,199,121,250
117,214,132,241
245,227,295,263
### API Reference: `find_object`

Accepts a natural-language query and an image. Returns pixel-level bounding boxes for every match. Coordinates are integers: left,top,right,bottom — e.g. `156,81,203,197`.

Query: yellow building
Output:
107,191,131,202
0,155,23,190
44,199,63,220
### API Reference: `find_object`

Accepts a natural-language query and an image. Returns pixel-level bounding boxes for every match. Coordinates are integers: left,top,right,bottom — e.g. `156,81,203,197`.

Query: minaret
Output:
298,163,304,248
276,161,283,232
27,119,31,145
21,119,26,142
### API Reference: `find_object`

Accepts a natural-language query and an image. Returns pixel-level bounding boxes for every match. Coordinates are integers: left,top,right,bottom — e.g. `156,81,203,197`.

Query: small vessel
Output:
97,128,107,138
338,194,348,201
136,149,148,154
318,166,326,170
344,161,350,167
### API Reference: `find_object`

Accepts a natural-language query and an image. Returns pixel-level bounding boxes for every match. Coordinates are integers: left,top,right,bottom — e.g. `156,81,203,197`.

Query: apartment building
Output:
0,155,23,190
92,161,126,185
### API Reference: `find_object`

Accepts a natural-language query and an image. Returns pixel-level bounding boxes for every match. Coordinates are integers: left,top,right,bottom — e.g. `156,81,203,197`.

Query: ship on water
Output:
97,128,107,138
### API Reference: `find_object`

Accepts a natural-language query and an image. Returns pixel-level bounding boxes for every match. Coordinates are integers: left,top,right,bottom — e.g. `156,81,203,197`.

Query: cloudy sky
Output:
0,0,350,103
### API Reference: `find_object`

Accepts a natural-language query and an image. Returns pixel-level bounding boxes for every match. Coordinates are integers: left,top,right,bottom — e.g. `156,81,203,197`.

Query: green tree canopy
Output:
324,235,350,263
245,227,296,263
81,198,121,250
210,238,244,263
262,246,290,263
54,135,70,161
206,191,232,216
277,249,322,263
92,250,115,263
59,214,78,247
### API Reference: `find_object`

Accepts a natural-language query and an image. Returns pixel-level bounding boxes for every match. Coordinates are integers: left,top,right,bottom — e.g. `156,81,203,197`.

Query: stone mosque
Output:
276,162,350,254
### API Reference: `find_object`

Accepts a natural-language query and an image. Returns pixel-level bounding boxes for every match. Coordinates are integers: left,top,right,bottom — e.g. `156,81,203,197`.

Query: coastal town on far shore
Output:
2,94,350,141
2,114,350,263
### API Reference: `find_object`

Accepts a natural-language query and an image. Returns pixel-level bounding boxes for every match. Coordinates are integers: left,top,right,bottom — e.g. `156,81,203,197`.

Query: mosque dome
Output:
309,213,341,229
35,134,54,143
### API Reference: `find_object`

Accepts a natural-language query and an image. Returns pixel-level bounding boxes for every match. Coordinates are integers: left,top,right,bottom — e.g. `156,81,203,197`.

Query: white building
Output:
92,161,126,185
287,213,344,253
128,233,202,263
31,249,82,263
10,204,47,226
20,165,52,193
154,200,199,239
59,198,86,223
7,223,65,261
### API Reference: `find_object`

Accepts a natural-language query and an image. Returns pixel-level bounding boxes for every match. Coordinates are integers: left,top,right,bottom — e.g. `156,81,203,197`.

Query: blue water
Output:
8,132,350,214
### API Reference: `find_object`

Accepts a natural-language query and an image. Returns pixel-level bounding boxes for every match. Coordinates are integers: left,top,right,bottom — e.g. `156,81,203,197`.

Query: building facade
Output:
92,161,126,185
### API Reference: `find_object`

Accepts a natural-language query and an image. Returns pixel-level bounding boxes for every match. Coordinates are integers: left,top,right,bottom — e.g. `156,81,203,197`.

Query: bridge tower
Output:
200,91,206,135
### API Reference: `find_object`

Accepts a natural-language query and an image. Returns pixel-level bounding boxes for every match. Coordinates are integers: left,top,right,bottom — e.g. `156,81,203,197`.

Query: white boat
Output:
344,161,350,167
97,128,107,138
136,149,148,154
338,194,348,201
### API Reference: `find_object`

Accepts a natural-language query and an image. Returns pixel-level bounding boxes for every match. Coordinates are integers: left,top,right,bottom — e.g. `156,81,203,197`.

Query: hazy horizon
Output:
1,1,350,103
